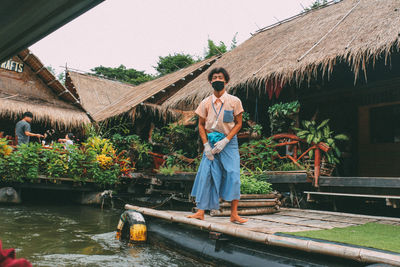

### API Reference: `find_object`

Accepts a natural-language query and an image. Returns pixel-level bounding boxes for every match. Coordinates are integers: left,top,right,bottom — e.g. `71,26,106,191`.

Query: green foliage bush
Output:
295,119,349,164
0,136,133,187
40,143,68,178
67,145,91,181
5,143,41,182
240,169,272,194
268,101,300,135
239,138,278,171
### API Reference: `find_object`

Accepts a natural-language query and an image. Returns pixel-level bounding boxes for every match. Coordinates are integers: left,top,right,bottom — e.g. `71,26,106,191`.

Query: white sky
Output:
30,0,315,76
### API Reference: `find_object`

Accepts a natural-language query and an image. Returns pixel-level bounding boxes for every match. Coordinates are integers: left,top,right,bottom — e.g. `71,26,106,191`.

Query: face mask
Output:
212,81,225,91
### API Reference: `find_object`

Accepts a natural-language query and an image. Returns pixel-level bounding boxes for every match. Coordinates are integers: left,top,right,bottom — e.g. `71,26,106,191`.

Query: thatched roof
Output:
162,0,400,110
18,49,80,105
0,50,90,128
90,56,217,122
65,70,136,120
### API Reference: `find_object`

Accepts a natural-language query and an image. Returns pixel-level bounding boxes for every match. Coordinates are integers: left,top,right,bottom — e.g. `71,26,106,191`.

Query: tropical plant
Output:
158,165,180,176
240,169,272,194
161,150,199,174
83,136,116,156
129,136,152,170
0,138,13,157
87,161,120,186
242,112,250,123
240,138,278,171
164,123,198,158
275,161,304,171
295,119,349,164
40,143,69,178
67,145,92,181
268,101,300,135
111,134,141,153
5,143,41,182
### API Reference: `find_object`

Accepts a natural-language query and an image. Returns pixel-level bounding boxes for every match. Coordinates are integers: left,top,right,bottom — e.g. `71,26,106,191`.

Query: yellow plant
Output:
96,154,113,170
83,136,116,156
0,138,13,157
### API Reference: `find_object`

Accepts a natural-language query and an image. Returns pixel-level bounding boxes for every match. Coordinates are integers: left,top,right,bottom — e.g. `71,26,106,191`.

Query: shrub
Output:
5,143,41,182
268,101,300,135
240,138,278,171
240,169,272,194
40,143,69,178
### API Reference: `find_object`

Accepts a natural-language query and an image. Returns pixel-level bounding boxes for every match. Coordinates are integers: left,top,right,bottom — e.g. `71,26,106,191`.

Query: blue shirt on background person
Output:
15,112,44,145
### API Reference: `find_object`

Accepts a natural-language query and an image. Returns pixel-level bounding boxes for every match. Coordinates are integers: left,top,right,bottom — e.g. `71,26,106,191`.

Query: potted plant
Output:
295,119,349,177
268,101,300,135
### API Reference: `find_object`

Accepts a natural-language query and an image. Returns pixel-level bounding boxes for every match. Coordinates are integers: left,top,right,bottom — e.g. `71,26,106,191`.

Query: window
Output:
370,104,400,143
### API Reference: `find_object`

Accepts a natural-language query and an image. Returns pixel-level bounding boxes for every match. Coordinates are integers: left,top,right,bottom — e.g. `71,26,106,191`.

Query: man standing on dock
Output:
15,112,44,145
188,67,247,224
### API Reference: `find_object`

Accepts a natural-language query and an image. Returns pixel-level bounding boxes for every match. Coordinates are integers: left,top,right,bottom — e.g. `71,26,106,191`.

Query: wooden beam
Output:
304,191,400,199
35,66,45,74
22,53,31,61
47,79,56,86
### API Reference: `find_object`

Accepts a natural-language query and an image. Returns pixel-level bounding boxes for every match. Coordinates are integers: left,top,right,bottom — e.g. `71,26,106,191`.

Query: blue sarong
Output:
191,135,241,210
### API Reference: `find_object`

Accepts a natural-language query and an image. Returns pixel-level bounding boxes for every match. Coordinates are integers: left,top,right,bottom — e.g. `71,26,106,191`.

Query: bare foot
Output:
230,215,248,224
187,211,204,220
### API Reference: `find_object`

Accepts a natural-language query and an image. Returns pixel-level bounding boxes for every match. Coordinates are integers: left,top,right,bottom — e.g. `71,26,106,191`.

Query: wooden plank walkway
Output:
126,205,400,266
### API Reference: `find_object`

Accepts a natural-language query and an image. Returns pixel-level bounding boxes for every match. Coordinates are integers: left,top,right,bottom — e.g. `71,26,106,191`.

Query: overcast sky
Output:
30,0,314,75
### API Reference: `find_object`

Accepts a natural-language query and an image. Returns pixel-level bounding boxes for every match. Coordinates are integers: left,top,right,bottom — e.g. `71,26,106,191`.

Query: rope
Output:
150,194,175,209
297,0,361,62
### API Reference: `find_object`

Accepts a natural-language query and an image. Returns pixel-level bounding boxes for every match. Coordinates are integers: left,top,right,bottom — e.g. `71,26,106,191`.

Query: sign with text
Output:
0,59,24,73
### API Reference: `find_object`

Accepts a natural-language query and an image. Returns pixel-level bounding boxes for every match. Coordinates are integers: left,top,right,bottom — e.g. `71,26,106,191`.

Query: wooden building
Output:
0,49,90,139
159,0,400,178
65,57,217,137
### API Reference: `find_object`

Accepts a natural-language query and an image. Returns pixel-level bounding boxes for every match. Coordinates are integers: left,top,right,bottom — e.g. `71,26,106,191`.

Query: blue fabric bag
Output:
207,132,225,146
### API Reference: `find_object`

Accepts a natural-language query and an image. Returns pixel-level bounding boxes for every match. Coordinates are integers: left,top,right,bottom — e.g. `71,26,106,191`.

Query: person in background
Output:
43,129,56,145
188,67,248,224
58,133,75,149
15,112,44,145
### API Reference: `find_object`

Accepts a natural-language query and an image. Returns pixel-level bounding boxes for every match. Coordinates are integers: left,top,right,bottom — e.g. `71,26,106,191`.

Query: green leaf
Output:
334,134,349,141
296,130,309,137
307,134,314,144
317,119,330,130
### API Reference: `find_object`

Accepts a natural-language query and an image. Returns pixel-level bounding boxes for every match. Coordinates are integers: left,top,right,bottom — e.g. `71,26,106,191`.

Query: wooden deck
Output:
126,205,400,265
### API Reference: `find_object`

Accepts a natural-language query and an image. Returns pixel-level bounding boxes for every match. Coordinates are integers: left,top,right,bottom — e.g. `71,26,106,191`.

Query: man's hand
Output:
203,142,214,161
211,137,230,154
37,134,44,138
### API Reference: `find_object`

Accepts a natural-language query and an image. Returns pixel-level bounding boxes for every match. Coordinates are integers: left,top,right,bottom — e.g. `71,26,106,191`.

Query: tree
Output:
204,39,227,59
230,32,238,50
46,65,65,85
303,0,328,11
155,53,196,76
91,65,153,85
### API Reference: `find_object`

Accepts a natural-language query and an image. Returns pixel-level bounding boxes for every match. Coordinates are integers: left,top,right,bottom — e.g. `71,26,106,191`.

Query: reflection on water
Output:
0,204,209,267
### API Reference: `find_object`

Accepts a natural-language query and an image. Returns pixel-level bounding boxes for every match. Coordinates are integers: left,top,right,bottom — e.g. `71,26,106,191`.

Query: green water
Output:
0,204,209,267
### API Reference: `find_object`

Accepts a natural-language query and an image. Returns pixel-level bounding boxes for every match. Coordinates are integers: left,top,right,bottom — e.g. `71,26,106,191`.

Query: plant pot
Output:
304,159,335,178
148,151,166,170
250,132,261,140
237,131,250,139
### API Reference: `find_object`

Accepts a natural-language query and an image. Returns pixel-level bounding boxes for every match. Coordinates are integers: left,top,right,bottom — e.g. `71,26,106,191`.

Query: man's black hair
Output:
207,67,230,83
22,112,33,118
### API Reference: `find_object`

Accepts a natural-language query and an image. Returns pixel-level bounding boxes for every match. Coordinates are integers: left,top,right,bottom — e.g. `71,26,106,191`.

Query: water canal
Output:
0,204,210,267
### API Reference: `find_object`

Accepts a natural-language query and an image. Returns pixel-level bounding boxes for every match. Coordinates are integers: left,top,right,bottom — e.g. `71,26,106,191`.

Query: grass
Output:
283,222,400,253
